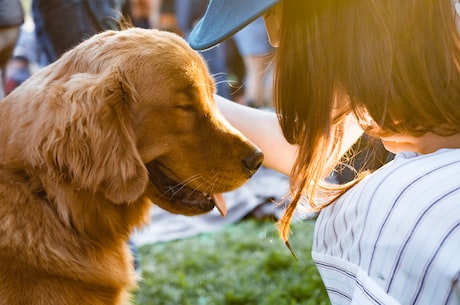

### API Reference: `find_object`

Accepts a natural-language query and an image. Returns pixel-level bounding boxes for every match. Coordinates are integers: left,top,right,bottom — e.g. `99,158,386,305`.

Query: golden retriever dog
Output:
0,28,263,305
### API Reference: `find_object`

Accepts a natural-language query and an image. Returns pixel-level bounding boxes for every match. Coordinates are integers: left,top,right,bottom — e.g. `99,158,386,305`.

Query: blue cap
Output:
188,0,280,50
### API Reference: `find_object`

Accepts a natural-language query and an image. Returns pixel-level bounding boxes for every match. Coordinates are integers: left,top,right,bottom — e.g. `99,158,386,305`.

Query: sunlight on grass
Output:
134,218,330,305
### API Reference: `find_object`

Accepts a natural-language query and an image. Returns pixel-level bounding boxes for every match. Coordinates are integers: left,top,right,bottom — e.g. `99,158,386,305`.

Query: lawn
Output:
134,218,330,305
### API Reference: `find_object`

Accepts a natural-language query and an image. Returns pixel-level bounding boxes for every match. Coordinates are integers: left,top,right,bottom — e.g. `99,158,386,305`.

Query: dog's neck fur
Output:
0,164,148,304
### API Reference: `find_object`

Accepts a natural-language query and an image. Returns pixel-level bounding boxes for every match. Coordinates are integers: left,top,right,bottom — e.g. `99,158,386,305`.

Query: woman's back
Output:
313,149,460,304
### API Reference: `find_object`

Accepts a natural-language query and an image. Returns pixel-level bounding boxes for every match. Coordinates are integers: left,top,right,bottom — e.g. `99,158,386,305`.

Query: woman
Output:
189,0,460,304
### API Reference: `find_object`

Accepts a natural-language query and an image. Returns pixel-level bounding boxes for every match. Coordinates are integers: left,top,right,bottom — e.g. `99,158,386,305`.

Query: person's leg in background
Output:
233,17,274,108
0,0,24,98
4,16,44,96
198,43,231,99
174,0,231,99
0,26,21,99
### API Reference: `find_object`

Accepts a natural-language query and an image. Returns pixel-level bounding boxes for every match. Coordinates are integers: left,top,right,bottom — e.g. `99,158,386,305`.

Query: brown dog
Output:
0,28,263,305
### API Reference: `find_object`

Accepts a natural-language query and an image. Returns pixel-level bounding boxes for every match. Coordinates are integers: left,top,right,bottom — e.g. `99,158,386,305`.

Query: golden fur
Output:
0,28,263,305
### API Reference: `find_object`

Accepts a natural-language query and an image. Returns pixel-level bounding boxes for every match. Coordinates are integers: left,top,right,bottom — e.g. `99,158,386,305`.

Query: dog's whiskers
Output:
156,169,227,201
201,172,222,196
211,72,227,77
214,79,238,87
160,174,202,198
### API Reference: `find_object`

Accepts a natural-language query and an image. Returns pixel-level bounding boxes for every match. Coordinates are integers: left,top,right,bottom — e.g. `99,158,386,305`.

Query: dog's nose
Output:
242,149,264,177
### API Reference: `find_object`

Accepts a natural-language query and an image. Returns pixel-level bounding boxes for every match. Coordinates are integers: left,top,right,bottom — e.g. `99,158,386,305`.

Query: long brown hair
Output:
274,0,460,243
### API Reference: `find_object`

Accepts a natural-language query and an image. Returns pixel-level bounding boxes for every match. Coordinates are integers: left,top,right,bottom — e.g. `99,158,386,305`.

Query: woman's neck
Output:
380,132,460,154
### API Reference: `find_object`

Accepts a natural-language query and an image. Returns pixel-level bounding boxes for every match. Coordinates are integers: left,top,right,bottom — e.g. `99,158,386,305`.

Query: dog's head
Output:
25,28,263,216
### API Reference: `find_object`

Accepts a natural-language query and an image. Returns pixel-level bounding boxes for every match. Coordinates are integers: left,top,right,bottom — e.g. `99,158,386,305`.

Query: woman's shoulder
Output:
323,148,460,219
364,148,460,185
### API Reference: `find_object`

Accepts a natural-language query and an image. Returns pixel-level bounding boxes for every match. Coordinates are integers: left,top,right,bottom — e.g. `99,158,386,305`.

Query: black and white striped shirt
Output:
313,149,460,304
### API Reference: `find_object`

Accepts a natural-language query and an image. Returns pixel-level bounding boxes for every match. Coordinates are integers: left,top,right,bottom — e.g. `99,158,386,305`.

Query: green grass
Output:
134,218,330,305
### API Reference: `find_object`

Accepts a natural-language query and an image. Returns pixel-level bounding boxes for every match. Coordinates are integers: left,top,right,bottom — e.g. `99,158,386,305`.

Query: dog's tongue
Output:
213,193,227,217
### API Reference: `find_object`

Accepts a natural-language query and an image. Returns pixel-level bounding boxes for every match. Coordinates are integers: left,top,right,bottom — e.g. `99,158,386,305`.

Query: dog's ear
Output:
43,69,148,204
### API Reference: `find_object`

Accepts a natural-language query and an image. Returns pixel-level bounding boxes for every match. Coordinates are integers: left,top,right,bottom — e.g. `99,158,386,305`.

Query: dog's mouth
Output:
145,161,227,217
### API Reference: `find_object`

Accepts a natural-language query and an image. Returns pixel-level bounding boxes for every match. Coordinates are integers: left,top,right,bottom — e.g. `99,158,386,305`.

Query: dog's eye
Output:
176,104,195,112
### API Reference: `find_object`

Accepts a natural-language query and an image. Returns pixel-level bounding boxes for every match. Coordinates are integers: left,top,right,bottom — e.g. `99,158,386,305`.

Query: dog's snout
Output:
242,149,264,177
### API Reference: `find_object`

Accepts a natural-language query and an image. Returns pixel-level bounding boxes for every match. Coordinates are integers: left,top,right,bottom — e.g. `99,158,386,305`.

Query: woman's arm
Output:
216,95,298,175
216,95,364,176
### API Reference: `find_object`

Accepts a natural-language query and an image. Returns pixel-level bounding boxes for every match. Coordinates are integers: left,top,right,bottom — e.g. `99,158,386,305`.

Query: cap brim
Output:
188,0,280,50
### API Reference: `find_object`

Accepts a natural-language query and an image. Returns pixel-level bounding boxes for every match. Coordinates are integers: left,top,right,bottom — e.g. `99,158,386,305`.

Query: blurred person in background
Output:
4,16,41,95
162,0,231,99
233,17,274,108
32,0,125,65
0,0,24,98
124,0,161,29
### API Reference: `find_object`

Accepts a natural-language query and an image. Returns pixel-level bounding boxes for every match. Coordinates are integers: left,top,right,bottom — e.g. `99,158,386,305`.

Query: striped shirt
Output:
312,149,460,304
